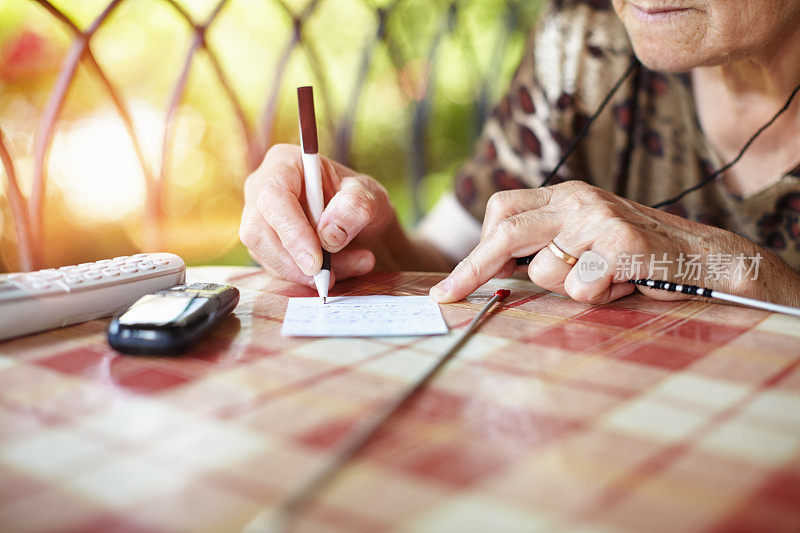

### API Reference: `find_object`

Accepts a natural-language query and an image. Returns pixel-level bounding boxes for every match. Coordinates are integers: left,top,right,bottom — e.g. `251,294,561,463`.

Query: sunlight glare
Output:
49,103,161,223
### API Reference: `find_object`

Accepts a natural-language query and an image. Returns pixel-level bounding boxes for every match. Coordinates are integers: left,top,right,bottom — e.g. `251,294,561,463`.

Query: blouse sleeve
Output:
453,0,635,222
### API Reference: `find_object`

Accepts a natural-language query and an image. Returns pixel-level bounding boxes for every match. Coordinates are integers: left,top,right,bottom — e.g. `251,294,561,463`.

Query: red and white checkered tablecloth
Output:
1,267,799,532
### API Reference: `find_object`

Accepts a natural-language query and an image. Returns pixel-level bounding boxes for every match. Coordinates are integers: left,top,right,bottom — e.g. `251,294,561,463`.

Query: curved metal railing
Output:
0,0,536,271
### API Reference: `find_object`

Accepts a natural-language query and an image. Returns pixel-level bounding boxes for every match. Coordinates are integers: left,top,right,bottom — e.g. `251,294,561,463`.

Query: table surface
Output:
1,267,799,533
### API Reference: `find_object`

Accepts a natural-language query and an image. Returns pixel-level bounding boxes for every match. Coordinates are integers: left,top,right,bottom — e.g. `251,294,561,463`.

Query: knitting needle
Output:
242,289,512,533
629,279,800,318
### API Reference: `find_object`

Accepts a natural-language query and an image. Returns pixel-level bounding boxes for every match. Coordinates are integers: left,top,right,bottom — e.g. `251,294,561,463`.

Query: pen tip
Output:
323,297,327,304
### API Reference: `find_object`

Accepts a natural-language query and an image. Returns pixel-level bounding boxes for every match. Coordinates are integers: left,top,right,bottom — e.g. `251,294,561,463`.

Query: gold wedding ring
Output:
547,240,578,266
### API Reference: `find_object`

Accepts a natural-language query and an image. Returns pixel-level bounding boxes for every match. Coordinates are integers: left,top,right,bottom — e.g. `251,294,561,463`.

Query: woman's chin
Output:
629,41,709,72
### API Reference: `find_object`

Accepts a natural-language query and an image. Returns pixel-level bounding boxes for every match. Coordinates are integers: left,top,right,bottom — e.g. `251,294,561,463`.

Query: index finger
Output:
257,180,324,276
430,209,562,302
482,188,553,241
250,146,322,276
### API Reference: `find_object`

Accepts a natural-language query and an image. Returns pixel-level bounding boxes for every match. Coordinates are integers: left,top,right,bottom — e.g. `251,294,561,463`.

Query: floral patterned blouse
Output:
454,0,800,272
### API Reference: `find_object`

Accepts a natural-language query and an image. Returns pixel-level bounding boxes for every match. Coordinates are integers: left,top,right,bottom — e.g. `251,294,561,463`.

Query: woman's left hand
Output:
429,181,772,304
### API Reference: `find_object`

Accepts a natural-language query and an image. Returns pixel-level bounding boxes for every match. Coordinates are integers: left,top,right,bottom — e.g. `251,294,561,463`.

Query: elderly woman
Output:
239,0,800,307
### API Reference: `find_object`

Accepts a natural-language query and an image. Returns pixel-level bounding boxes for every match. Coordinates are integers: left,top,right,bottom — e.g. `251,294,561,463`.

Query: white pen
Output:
297,86,331,304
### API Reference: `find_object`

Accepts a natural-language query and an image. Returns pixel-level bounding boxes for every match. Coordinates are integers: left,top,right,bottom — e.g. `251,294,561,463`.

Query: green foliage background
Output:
0,0,542,271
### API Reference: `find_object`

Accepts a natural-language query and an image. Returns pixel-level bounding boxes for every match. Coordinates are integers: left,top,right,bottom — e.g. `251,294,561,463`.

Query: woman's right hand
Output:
239,144,398,287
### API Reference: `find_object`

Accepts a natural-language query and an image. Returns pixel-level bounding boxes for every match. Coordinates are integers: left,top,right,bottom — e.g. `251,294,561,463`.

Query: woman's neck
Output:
691,16,800,195
714,19,800,99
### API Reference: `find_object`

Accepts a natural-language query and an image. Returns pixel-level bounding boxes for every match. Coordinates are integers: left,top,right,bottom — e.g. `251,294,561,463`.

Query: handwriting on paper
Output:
281,295,449,337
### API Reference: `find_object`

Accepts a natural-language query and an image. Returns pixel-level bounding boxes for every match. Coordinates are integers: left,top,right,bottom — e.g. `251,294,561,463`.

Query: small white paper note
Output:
281,295,449,337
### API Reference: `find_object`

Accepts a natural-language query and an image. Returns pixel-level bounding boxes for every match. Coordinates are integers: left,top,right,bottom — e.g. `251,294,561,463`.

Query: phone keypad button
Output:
31,270,61,280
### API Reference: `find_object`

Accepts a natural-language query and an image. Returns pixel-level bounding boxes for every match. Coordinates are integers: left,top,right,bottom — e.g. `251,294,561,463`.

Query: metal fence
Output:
0,0,537,271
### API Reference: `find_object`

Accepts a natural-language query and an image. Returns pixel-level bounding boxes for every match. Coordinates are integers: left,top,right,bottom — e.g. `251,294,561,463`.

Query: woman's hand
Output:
430,181,798,305
239,144,398,287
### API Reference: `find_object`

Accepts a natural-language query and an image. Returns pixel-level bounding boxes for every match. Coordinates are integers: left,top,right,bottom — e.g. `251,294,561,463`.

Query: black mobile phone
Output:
107,283,239,355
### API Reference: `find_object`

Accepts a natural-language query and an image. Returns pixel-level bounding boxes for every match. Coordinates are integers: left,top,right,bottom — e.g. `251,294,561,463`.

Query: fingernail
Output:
355,256,371,274
297,252,315,274
321,224,346,248
430,279,450,301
